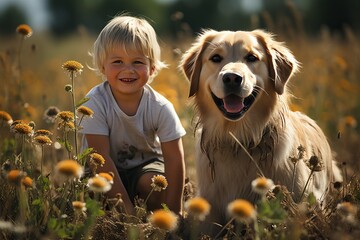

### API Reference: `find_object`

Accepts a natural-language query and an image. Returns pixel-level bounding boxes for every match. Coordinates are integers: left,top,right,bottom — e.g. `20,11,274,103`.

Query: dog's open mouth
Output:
211,89,258,120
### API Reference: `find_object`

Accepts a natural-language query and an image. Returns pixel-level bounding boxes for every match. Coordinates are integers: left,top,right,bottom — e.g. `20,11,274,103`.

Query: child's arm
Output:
85,134,134,214
161,138,185,214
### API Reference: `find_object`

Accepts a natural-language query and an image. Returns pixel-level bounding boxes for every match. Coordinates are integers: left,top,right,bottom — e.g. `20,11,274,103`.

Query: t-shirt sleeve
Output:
156,103,186,142
79,96,109,136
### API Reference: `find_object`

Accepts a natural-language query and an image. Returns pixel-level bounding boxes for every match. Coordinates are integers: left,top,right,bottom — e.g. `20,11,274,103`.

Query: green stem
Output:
144,188,154,207
70,71,78,160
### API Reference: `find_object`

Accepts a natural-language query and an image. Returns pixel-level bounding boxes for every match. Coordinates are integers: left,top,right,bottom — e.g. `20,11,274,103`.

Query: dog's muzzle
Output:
211,73,258,120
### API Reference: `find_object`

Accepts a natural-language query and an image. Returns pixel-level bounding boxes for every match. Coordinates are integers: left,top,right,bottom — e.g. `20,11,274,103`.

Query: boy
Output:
80,15,186,214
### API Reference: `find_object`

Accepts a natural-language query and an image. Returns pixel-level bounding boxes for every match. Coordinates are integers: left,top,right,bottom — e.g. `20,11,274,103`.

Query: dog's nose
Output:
223,73,242,88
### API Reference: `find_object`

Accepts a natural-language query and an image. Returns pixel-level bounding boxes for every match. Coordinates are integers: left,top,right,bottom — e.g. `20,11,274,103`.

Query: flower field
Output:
0,21,360,239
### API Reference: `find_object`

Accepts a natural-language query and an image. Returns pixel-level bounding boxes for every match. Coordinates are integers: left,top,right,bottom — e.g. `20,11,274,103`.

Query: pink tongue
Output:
223,95,244,113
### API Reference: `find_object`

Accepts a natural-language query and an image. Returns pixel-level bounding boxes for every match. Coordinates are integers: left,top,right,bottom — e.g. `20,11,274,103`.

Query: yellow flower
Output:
251,177,274,195
185,197,211,221
34,129,53,137
58,121,75,131
56,159,84,178
97,172,114,184
90,153,105,166
72,201,87,212
77,106,94,118
148,209,178,231
62,60,83,74
16,24,33,38
7,170,26,184
0,111,13,125
56,111,74,122
22,176,34,189
227,199,256,223
34,135,52,146
87,176,111,193
11,123,33,136
151,175,168,192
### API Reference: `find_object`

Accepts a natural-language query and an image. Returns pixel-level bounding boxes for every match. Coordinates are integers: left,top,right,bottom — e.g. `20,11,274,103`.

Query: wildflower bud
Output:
309,156,319,167
65,84,72,92
334,181,343,190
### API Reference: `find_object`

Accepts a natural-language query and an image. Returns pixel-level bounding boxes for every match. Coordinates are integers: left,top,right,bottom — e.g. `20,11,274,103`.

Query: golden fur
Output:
180,29,342,229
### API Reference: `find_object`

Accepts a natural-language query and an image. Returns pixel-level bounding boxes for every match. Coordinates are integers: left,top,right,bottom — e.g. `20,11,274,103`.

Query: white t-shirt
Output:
80,81,186,170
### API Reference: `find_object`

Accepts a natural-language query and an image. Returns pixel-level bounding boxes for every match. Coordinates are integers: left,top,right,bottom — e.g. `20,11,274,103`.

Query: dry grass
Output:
0,18,359,240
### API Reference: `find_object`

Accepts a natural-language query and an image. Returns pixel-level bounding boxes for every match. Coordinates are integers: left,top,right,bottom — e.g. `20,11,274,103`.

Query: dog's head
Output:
181,29,298,122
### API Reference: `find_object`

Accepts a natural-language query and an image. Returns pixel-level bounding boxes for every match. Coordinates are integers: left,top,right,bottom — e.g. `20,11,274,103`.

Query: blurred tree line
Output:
0,0,359,38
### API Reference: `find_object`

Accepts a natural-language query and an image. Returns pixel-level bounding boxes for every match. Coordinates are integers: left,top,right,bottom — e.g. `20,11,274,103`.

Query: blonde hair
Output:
91,15,167,82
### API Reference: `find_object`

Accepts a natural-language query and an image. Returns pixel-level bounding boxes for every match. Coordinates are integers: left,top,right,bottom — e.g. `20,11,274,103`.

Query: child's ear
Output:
150,66,156,75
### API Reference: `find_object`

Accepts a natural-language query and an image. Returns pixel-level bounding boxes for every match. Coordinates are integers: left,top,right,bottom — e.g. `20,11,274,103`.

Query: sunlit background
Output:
0,1,360,238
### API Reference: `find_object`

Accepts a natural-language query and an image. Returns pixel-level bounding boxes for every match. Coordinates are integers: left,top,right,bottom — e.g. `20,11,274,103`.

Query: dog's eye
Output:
245,54,258,63
210,54,223,63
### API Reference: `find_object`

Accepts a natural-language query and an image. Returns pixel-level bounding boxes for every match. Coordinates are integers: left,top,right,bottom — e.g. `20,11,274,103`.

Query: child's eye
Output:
134,60,145,65
112,60,122,64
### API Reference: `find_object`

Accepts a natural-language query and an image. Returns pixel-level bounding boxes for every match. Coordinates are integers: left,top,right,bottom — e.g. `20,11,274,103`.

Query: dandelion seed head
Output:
185,197,211,221
87,176,112,193
148,209,178,231
90,153,105,166
34,135,52,146
16,24,33,38
56,160,84,178
0,111,13,125
151,174,168,192
251,177,274,195
227,199,256,223
77,106,94,118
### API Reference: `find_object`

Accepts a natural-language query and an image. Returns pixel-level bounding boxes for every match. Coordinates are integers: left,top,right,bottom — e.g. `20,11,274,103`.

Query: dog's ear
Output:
180,29,217,97
253,30,299,95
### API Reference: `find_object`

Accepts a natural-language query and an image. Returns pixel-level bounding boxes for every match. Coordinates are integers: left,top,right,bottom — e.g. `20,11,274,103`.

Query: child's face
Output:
103,45,154,97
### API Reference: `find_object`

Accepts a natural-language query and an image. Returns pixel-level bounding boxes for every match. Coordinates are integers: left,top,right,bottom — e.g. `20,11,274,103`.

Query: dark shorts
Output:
118,158,165,201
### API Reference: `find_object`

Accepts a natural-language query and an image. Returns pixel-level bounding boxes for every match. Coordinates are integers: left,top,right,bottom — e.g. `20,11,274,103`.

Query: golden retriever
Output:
180,29,342,230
